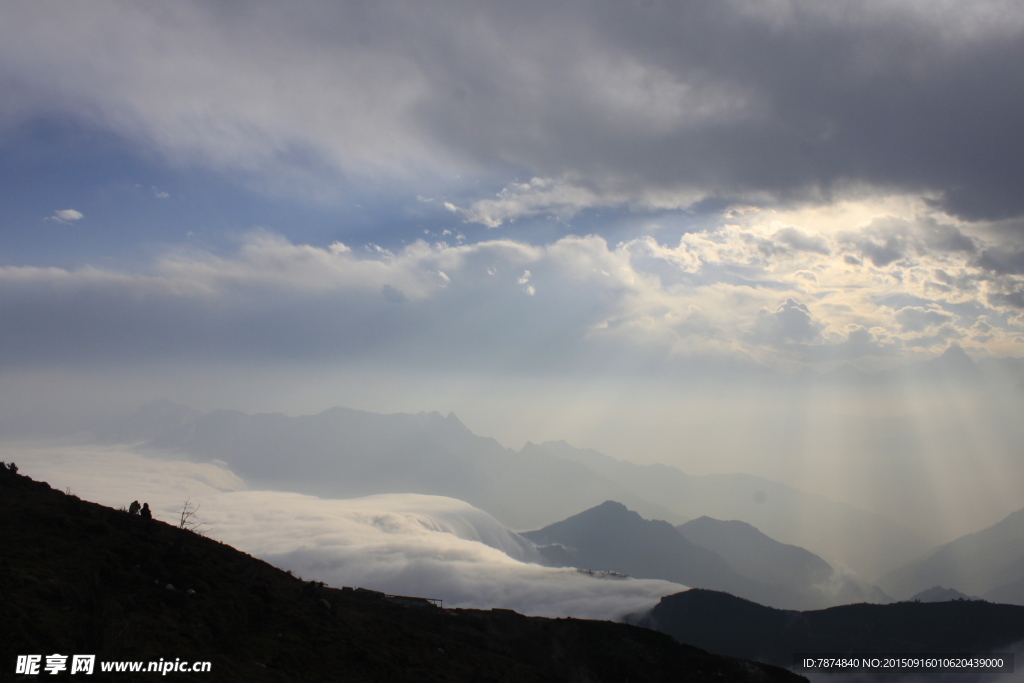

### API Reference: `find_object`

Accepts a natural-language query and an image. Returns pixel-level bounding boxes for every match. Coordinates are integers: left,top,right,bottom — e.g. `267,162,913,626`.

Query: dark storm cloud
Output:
989,287,1024,309
838,216,978,267
2,1,1023,220
976,246,1024,275
398,0,1024,220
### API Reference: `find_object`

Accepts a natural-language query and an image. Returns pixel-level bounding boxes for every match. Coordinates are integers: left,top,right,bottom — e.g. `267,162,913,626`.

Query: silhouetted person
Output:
128,500,141,515
140,503,152,520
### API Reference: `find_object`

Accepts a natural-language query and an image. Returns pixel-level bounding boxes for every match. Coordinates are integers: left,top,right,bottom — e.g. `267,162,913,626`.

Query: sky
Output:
3,2,1024,541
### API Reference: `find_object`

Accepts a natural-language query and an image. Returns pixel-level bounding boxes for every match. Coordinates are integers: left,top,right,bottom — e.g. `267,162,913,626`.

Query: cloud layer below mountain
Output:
8,442,685,620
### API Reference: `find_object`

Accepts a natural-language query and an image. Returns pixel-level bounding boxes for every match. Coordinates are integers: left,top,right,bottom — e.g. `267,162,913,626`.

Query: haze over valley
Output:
9,382,1024,618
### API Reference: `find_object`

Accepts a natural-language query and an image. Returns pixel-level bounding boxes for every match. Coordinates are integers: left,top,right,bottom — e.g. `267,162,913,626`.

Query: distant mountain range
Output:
521,440,925,578
526,501,889,610
631,588,1024,669
104,400,682,530
879,506,1024,604
102,399,929,579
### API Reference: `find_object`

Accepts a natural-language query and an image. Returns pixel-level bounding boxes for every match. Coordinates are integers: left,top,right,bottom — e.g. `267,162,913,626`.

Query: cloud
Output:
970,316,997,342
902,323,966,349
0,224,1019,374
6,156,1024,376
0,442,246,502
747,291,914,362
10,443,685,620
449,176,705,227
773,226,831,255
839,222,910,268
894,305,956,332
449,178,605,228
977,246,1024,275
3,2,1024,218
0,232,722,374
927,268,978,295
837,216,981,272
517,269,535,296
47,209,83,224
919,220,977,254
989,287,1024,310
381,283,407,303
751,298,826,346
799,325,903,363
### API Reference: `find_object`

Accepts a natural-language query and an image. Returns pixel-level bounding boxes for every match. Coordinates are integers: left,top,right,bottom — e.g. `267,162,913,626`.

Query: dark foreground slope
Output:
634,589,1024,668
0,465,804,683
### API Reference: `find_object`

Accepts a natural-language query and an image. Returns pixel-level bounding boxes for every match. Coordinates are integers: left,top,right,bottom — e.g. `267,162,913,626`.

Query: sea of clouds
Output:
6,441,685,620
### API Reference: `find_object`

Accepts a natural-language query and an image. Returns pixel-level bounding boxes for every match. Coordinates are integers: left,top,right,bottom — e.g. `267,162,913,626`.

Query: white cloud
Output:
47,209,83,223
449,177,602,227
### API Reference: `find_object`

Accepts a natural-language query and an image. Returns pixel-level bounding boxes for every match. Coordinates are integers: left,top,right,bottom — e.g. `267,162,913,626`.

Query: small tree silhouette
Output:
177,498,209,536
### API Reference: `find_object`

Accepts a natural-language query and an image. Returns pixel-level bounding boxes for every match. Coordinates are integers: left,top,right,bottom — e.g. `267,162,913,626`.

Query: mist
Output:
4,362,1023,550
